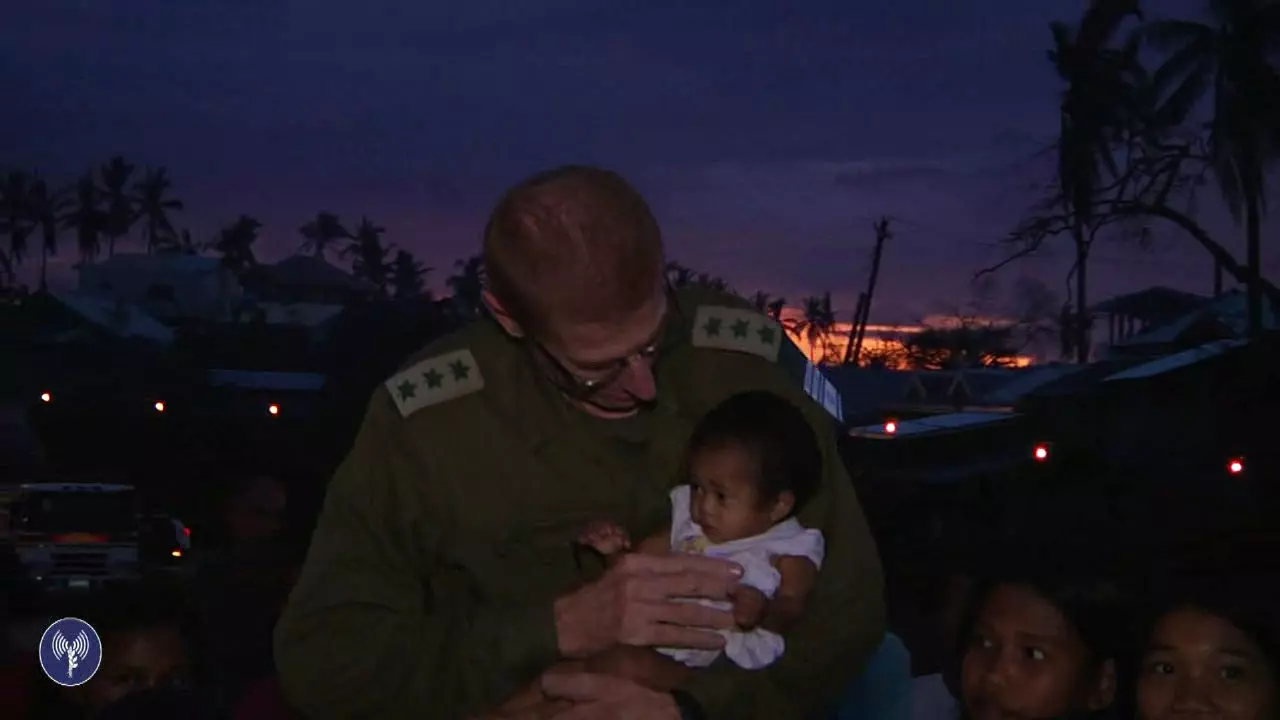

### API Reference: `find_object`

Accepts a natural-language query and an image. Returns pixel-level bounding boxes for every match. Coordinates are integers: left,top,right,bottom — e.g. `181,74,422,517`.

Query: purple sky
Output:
4,0,1276,324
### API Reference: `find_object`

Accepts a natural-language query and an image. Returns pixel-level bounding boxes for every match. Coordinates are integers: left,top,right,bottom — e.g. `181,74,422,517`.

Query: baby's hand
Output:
578,520,631,556
731,586,768,629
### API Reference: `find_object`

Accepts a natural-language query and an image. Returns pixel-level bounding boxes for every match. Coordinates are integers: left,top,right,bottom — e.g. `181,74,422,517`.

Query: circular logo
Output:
38,617,103,687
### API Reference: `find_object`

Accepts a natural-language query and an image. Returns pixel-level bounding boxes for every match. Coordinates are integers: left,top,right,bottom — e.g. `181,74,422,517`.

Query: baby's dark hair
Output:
686,390,823,516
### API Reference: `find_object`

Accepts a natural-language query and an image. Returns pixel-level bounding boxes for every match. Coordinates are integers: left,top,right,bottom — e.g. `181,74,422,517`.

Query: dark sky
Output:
4,0,1274,323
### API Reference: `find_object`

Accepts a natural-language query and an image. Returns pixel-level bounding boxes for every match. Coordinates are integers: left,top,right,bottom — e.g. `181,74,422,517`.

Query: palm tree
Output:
447,254,486,318
98,156,137,256
390,250,432,300
749,290,789,322
1048,0,1144,362
341,217,394,293
61,173,105,265
0,170,33,285
792,292,837,363
26,177,62,291
213,215,262,274
298,212,350,259
1144,0,1280,337
133,167,183,254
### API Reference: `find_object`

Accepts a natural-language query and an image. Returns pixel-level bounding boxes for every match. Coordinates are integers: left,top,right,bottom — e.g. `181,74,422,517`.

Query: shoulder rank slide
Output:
384,348,485,418
690,305,783,362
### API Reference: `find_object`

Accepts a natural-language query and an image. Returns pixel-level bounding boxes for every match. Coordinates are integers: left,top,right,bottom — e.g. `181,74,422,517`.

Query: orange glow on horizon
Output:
777,309,1034,368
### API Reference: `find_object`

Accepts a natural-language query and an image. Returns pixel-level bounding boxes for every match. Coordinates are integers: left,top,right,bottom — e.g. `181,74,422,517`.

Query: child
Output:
956,553,1131,720
499,390,826,715
580,389,826,669
24,583,195,720
1134,572,1278,720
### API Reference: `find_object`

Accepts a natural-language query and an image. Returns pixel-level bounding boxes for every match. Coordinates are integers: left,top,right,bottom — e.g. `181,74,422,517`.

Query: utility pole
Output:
841,293,866,365
850,217,893,366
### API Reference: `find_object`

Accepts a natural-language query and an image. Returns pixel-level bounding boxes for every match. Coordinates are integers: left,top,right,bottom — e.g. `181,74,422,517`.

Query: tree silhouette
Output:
1144,0,1280,337
446,254,486,318
299,212,351,259
792,292,837,363
1048,0,1144,362
341,216,394,293
26,176,63,291
900,325,1022,370
98,156,137,256
0,170,33,285
61,173,106,265
133,167,183,255
983,0,1280,343
213,215,262,274
389,250,431,300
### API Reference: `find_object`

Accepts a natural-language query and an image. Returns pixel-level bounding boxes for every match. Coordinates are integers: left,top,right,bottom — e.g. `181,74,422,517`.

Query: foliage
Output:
986,0,1280,345
298,212,351,259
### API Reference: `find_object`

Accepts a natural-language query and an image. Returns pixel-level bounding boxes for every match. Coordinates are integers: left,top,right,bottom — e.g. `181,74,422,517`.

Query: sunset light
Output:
777,309,1035,368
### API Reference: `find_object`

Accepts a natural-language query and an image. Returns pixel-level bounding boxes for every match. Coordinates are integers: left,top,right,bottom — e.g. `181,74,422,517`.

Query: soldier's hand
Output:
541,671,682,720
552,552,742,658
577,520,631,556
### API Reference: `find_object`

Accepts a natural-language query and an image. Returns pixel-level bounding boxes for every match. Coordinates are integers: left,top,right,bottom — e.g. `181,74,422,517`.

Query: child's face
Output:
961,584,1114,720
687,443,791,544
1137,607,1276,720
76,625,190,715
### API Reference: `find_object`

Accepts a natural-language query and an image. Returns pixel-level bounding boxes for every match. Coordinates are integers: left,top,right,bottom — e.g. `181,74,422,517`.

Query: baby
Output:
582,389,826,670
499,390,826,715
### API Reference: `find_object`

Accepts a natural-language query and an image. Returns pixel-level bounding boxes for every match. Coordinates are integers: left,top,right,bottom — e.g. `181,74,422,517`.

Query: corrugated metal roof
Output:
1092,286,1208,319
1116,291,1277,347
1104,339,1249,382
848,410,1019,439
823,367,916,420
982,364,1086,404
49,291,174,344
208,369,328,390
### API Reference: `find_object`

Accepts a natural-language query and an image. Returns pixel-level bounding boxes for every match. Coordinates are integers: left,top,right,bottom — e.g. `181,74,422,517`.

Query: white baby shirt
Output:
657,485,825,669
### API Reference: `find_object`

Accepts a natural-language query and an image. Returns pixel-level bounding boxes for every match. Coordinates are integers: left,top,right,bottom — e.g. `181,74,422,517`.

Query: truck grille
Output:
52,551,110,576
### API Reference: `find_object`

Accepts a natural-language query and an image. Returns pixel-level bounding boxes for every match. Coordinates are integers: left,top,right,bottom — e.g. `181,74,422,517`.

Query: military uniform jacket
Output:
274,287,886,720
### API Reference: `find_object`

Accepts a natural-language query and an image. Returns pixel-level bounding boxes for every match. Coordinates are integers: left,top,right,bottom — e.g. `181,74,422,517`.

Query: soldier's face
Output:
539,289,667,417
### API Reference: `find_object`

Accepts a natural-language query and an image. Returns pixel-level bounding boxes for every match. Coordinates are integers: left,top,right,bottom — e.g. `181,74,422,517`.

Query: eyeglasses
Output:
531,283,682,399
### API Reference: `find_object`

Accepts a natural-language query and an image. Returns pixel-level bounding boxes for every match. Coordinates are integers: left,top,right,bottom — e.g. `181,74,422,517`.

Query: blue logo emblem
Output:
38,617,102,687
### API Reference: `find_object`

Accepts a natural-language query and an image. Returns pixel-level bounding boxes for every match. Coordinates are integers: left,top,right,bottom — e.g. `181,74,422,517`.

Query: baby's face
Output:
686,443,784,544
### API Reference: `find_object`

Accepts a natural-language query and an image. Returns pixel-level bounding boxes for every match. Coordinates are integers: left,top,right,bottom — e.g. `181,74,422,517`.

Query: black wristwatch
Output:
669,689,707,720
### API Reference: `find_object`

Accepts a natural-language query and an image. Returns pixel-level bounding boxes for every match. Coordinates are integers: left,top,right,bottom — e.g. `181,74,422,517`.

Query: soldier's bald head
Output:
482,166,664,337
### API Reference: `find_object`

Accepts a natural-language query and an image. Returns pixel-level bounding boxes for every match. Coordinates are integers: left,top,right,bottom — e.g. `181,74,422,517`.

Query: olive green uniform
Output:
274,287,885,720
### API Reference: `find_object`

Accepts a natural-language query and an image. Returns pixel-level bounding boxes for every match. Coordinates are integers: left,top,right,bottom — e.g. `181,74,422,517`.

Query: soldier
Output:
274,166,885,720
